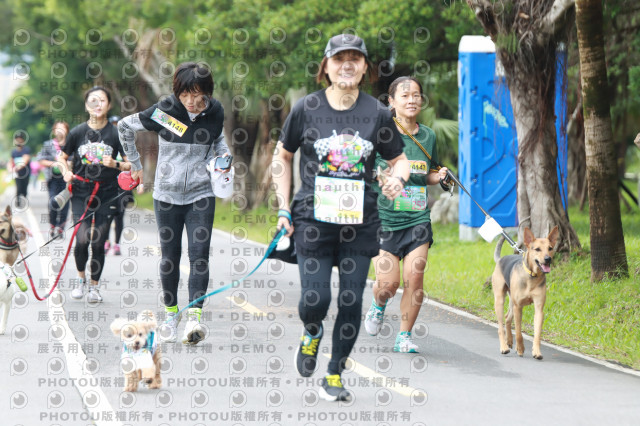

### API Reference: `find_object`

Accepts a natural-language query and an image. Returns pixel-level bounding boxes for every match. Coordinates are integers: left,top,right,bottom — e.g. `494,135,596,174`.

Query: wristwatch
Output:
116,161,120,170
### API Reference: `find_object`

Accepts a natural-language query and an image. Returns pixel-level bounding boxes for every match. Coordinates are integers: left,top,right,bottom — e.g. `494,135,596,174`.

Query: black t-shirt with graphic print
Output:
280,89,405,224
63,122,124,194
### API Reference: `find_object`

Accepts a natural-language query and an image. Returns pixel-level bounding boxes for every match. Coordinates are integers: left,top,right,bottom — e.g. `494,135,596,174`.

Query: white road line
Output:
321,354,426,398
26,209,122,426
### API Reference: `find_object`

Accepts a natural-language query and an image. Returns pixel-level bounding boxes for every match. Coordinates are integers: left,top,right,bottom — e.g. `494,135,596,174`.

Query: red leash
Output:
22,178,100,301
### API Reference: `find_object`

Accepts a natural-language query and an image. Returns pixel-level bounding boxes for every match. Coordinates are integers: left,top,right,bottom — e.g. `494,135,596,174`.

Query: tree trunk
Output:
575,0,628,280
510,87,580,252
566,97,586,203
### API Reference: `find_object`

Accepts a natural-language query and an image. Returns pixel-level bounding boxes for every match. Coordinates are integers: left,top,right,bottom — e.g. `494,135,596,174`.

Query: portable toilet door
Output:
458,35,518,241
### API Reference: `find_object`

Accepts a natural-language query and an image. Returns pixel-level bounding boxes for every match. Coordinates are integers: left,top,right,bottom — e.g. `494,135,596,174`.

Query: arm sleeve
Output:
118,113,151,171
377,112,405,161
36,143,50,162
62,131,76,157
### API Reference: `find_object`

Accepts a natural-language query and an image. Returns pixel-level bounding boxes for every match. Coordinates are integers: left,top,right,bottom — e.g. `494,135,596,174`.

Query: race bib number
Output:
410,160,428,175
393,186,427,211
151,108,188,137
314,176,364,224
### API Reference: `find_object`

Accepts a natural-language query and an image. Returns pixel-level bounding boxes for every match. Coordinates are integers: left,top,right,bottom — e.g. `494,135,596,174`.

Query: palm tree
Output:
575,0,628,279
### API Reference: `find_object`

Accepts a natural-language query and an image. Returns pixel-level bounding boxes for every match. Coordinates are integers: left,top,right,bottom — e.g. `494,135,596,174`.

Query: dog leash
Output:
393,118,523,254
167,227,287,323
15,173,139,301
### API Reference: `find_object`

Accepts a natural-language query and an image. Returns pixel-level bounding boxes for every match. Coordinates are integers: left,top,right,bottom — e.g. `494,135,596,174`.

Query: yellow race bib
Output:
151,109,188,137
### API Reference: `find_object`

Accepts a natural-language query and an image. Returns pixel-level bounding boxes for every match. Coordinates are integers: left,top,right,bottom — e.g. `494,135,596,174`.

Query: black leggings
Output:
154,197,215,309
15,176,29,199
106,191,133,244
297,252,371,375
71,193,115,282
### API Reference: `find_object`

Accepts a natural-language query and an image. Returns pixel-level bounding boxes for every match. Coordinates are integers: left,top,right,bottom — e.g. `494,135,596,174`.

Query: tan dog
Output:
111,310,162,392
0,206,29,335
491,226,559,359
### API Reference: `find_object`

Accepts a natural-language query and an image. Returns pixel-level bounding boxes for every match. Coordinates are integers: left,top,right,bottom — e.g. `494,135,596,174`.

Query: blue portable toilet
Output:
458,36,568,240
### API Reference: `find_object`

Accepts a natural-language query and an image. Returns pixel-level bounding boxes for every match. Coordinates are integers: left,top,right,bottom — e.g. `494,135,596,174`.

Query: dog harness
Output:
120,331,157,372
121,330,157,357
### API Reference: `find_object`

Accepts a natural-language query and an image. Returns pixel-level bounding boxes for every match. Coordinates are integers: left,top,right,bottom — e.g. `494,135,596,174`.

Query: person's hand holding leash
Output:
277,209,294,238
130,168,143,184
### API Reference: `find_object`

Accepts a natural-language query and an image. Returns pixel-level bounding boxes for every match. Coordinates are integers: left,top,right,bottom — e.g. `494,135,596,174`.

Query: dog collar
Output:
522,253,538,277
0,236,18,250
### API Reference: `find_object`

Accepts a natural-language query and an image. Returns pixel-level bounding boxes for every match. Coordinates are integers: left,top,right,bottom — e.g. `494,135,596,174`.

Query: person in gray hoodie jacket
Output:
118,62,230,345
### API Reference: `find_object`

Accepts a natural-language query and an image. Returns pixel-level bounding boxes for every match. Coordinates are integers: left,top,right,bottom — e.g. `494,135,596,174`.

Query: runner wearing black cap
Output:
271,33,410,402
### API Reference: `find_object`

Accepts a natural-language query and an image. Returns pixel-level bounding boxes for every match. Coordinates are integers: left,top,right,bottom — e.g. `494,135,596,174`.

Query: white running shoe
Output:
86,286,103,303
394,332,419,353
364,298,386,336
159,311,181,343
70,279,87,300
182,308,205,345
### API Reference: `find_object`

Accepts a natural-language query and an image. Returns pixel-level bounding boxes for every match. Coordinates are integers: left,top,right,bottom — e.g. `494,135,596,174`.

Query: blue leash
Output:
170,227,287,322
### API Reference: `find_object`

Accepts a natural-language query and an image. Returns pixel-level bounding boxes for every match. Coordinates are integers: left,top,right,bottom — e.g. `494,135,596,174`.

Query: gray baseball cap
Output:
324,34,368,58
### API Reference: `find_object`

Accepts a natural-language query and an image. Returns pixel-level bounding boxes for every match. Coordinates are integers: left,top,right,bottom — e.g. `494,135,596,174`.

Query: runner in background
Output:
366,76,449,353
103,115,132,255
271,34,410,402
38,121,71,240
9,133,31,209
57,86,131,303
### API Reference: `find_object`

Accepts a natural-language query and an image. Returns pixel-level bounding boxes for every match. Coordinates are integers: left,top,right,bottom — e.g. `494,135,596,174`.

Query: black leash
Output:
392,117,521,251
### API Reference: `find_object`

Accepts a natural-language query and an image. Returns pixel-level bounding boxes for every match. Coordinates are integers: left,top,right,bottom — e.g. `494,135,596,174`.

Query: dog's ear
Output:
548,225,559,249
110,318,127,336
4,205,11,218
523,227,535,247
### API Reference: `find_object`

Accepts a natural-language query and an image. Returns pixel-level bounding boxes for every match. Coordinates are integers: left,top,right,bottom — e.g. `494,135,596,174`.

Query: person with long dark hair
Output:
365,76,448,353
271,34,410,401
118,62,230,345
58,86,131,303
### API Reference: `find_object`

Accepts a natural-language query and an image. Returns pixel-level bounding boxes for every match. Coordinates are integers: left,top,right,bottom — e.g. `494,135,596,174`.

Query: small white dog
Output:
0,206,28,335
110,310,162,392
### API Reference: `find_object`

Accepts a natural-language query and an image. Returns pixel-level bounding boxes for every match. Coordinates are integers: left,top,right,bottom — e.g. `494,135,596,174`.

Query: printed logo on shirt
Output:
313,131,374,179
78,142,113,165
151,108,188,137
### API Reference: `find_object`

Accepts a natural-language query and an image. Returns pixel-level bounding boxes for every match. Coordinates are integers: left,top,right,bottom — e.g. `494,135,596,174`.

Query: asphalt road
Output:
1,184,639,426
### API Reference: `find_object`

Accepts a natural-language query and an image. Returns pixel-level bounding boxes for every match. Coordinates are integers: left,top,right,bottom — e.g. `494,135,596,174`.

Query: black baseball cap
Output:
324,34,368,58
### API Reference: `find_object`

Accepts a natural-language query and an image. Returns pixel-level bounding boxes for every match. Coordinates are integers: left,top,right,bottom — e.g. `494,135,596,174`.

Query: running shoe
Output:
364,298,386,336
70,278,87,299
295,324,323,377
319,374,352,402
159,310,181,343
394,331,419,353
182,308,205,345
86,286,103,303
112,244,121,256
